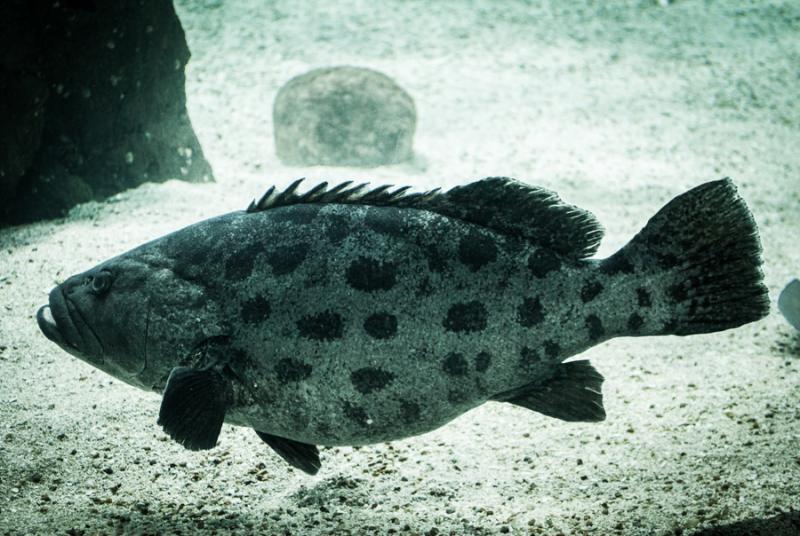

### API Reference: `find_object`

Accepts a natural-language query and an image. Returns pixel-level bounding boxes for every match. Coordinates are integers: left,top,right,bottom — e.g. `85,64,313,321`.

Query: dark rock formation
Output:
0,0,213,225
273,66,416,167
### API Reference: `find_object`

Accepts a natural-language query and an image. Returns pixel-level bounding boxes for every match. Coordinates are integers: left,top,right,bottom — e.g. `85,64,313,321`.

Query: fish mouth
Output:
37,304,67,347
37,287,104,360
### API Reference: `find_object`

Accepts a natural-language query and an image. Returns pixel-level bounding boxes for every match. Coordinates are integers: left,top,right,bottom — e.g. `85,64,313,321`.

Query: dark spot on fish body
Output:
224,242,260,281
628,313,644,331
637,287,652,307
296,310,344,341
275,358,312,383
399,400,421,424
474,351,492,372
528,248,562,278
496,273,513,291
364,207,408,237
167,227,217,278
270,204,322,225
516,296,544,328
415,276,435,297
669,283,689,303
229,347,248,365
448,389,469,404
442,352,469,376
458,230,497,272
580,280,604,303
241,294,271,324
543,340,561,358
658,252,680,269
586,314,605,340
363,313,398,340
443,301,488,333
343,402,370,427
600,252,635,275
265,243,309,276
351,367,395,394
345,257,397,292
519,346,541,371
324,213,352,245
662,319,678,333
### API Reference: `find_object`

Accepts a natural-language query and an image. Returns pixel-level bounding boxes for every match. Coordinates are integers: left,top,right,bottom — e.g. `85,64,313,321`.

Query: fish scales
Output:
167,204,596,445
37,177,769,474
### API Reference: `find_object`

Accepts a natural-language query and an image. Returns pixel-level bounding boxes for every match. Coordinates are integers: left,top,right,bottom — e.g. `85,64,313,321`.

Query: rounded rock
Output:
273,66,416,167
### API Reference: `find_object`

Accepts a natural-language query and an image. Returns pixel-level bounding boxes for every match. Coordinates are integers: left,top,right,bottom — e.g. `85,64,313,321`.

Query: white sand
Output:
1,1,798,534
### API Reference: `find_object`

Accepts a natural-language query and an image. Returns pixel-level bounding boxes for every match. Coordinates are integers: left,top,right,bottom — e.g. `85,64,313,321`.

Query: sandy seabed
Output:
1,1,799,534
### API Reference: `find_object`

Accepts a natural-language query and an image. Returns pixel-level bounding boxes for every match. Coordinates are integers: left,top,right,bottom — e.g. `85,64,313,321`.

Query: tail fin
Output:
602,178,769,336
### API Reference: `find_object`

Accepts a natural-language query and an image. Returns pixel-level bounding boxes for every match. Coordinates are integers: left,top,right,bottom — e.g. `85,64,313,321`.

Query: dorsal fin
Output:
247,177,604,259
423,177,603,259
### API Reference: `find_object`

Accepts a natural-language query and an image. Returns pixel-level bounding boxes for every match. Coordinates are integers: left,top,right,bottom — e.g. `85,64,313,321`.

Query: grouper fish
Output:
36,177,769,475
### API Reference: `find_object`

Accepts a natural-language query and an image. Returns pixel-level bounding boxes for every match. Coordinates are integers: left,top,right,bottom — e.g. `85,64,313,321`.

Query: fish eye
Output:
89,270,113,295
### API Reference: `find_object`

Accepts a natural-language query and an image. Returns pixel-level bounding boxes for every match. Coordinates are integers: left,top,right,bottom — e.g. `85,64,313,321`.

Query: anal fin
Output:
255,430,321,475
493,360,606,422
157,367,231,450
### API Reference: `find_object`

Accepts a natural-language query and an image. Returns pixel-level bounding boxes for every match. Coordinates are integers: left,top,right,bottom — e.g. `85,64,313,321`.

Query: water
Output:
1,1,799,534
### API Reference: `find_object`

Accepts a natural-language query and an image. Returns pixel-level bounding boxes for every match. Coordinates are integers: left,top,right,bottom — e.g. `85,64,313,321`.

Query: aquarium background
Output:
1,1,798,534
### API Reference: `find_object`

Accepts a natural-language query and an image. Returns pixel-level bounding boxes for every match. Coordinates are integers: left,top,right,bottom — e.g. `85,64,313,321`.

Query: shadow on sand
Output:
693,511,799,536
773,330,800,359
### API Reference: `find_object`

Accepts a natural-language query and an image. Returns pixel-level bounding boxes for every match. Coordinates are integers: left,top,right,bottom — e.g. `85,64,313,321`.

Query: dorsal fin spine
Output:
247,178,437,214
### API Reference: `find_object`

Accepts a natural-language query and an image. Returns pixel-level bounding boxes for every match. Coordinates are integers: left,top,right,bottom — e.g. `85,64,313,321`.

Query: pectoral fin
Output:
255,430,321,475
158,367,231,450
493,360,606,422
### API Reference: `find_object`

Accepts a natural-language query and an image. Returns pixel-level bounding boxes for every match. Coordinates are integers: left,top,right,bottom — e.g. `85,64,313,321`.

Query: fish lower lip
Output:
37,305,70,347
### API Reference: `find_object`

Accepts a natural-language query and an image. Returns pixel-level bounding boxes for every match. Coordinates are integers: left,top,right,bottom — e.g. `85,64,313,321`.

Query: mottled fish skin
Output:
37,177,769,459
169,204,613,445
120,203,600,445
